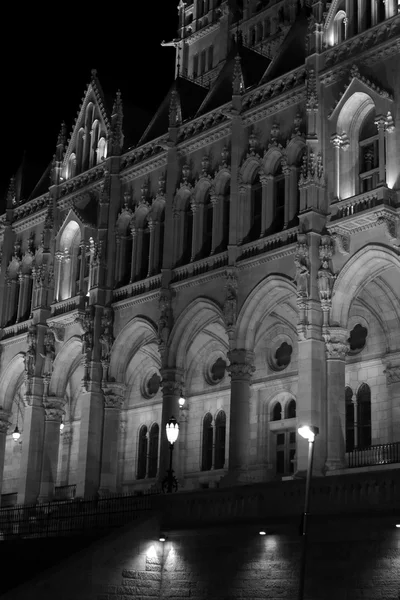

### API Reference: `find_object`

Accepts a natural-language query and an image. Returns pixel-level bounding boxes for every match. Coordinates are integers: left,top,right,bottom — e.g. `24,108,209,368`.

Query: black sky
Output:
0,1,179,199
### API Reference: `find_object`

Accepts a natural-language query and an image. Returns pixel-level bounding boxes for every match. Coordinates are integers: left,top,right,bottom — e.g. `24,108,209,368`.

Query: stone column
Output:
151,221,161,275
99,390,124,495
331,134,342,201
58,428,73,486
259,174,269,236
130,227,137,282
384,355,400,443
16,272,25,322
17,391,45,505
324,328,348,471
38,397,65,502
227,349,255,474
345,0,354,36
147,220,155,277
75,391,104,498
374,115,388,186
210,193,220,254
54,252,63,301
190,201,200,261
0,411,11,505
159,368,184,483
283,162,291,229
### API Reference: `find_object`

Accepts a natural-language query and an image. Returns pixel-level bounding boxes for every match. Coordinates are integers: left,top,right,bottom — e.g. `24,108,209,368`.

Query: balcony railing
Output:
347,442,400,468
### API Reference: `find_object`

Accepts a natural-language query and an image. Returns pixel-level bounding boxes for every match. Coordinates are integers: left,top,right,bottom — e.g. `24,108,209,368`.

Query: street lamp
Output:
162,416,180,493
297,424,319,600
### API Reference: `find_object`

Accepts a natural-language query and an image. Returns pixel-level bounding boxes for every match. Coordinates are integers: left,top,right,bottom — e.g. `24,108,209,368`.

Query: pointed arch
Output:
213,169,231,195
240,156,262,184
330,244,400,328
0,353,25,413
285,136,306,166
109,316,158,383
236,274,297,349
48,336,82,397
167,297,225,369
262,146,284,175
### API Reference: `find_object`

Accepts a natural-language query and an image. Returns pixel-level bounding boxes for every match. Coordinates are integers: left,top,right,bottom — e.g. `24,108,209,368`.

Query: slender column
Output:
54,252,63,301
173,211,183,266
374,115,387,186
259,174,269,236
178,404,189,477
227,349,255,473
210,193,220,254
38,397,65,501
0,411,11,506
147,220,155,277
324,328,348,471
115,233,121,283
190,202,200,261
384,356,400,443
99,390,124,495
386,0,397,18
331,134,342,201
10,279,19,324
75,391,104,498
159,368,184,483
17,391,45,505
79,241,86,295
345,0,354,36
130,227,137,282
288,167,298,223
16,272,24,322
283,162,291,229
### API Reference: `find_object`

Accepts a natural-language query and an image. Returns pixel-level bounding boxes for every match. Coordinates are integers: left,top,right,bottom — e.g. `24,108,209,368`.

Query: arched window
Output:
201,413,213,471
90,120,99,168
286,399,296,419
365,1,372,29
248,173,262,242
200,191,213,258
157,210,165,273
68,154,76,179
96,137,107,164
76,129,84,175
121,226,133,285
214,411,226,469
377,0,385,23
357,383,371,448
58,221,82,300
276,430,296,476
181,202,193,265
137,425,148,480
148,423,159,478
140,219,150,279
345,386,355,452
222,184,230,251
334,11,346,45
272,402,282,421
359,108,379,193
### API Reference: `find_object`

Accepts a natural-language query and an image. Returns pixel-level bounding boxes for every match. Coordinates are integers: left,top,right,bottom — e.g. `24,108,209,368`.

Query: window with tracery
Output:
148,424,159,478
137,425,148,480
359,108,380,193
214,411,226,470
201,413,213,471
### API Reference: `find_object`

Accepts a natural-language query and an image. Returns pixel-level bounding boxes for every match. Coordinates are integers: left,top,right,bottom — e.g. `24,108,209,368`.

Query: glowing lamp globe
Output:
298,425,319,443
12,426,21,442
166,416,179,444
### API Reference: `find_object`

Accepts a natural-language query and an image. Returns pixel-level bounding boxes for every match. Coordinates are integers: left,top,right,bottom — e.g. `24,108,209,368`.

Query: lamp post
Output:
297,424,319,600
162,416,180,493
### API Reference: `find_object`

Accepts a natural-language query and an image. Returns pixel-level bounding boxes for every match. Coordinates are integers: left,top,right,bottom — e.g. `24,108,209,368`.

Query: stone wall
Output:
2,495,400,600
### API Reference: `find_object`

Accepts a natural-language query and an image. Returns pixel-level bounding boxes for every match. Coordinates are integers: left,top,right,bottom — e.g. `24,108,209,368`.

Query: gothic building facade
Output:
0,0,400,508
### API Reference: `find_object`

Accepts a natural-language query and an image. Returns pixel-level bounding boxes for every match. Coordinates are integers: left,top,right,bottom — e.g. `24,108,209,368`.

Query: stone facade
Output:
0,0,400,509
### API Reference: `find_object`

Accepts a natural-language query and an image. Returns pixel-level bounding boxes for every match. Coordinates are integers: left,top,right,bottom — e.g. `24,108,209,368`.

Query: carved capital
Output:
104,391,124,409
227,349,255,381
323,327,349,360
161,367,184,397
43,398,65,422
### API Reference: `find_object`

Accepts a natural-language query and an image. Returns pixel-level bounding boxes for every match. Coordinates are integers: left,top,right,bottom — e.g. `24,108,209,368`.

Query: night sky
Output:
0,2,179,202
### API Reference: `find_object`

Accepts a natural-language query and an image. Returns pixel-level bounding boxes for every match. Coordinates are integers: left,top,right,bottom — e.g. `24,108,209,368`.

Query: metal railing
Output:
347,442,400,468
0,492,154,540
54,484,76,500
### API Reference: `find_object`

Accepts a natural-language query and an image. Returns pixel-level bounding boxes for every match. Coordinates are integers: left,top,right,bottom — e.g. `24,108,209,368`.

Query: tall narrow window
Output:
201,192,213,258
193,54,199,78
137,425,148,479
157,212,165,273
214,411,226,469
359,108,379,193
357,383,371,448
148,424,159,478
274,163,285,232
345,386,355,452
276,431,296,475
222,191,230,251
140,220,150,279
207,46,214,71
272,402,282,422
248,174,262,241
200,50,206,75
201,413,213,471
286,399,296,419
182,204,193,265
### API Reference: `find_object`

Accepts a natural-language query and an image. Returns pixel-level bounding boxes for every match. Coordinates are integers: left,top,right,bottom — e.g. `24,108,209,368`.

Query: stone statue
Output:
223,284,237,328
25,347,36,376
294,257,310,297
317,259,335,302
40,331,55,376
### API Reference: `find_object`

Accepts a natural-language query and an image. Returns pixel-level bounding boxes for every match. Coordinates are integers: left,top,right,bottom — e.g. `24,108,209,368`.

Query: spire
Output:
232,54,243,96
110,89,124,156
169,86,182,128
6,177,16,209
56,121,67,148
